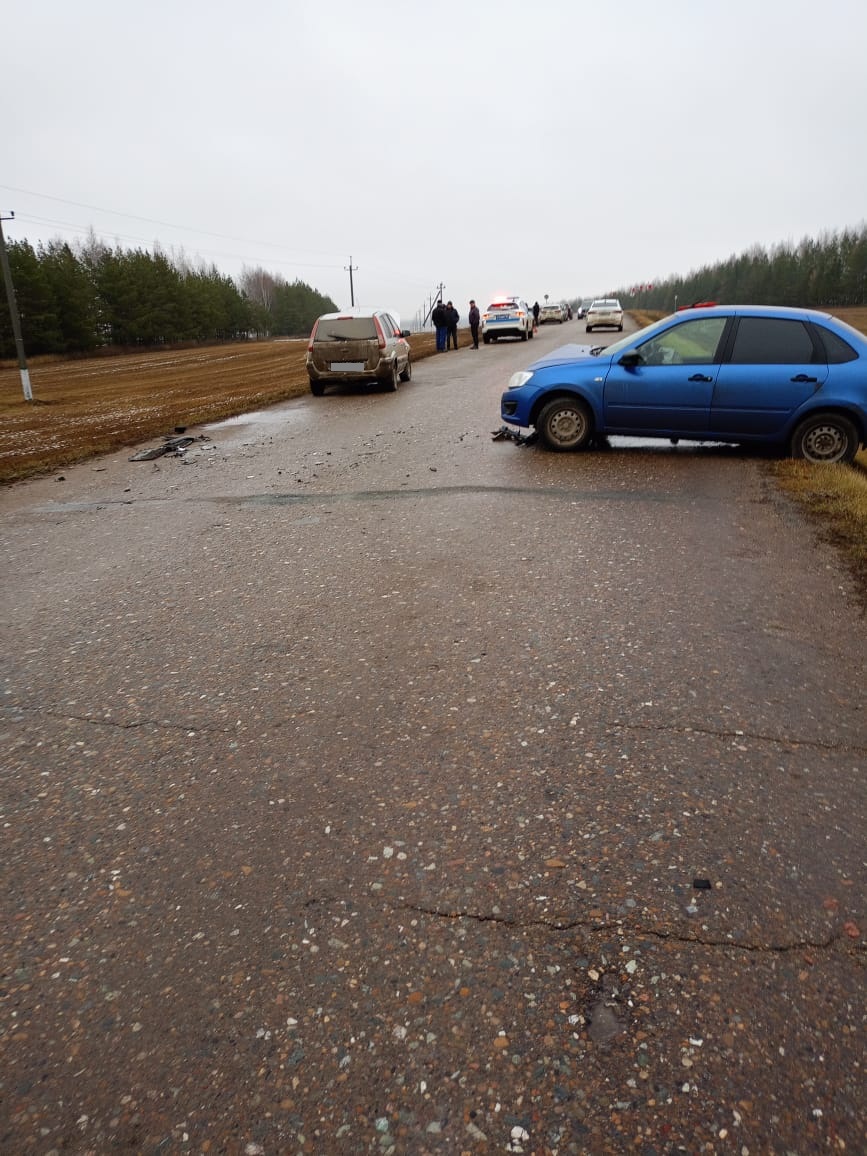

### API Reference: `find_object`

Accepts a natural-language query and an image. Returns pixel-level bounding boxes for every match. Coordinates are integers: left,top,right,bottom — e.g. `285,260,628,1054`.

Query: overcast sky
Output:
6,0,866,326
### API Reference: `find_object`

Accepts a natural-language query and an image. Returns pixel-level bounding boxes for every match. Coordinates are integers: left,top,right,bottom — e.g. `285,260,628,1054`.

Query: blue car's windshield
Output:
600,314,676,357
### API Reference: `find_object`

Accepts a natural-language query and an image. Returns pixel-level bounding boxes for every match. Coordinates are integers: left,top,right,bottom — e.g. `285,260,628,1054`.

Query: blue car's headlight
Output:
508,371,534,391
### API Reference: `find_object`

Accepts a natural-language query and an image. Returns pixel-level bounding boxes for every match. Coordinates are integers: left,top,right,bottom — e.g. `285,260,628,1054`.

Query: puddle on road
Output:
607,436,731,452
204,407,305,430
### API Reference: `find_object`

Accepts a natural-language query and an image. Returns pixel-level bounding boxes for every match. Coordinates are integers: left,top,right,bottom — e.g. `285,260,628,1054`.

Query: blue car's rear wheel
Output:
791,412,858,464
536,397,593,452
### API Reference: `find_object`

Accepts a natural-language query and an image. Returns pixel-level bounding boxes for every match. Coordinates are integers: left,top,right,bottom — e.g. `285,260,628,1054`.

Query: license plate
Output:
331,361,364,371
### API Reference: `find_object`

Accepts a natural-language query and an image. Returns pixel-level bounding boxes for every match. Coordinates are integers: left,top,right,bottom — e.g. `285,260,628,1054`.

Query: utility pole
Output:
345,256,358,307
0,212,33,401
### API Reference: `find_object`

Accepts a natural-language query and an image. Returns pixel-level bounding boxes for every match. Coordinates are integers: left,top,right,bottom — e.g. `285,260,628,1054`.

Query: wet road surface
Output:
2,322,865,1154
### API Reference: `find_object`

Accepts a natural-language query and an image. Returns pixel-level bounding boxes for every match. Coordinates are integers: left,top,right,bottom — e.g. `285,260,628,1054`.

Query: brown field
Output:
2,311,865,603
0,332,441,482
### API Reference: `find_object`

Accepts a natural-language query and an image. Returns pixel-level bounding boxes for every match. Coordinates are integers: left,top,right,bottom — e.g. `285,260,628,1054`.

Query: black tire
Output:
384,361,399,391
521,329,528,341
536,397,593,452
586,325,593,333
309,377,325,397
483,334,491,345
528,328,534,339
790,412,859,464
618,323,623,331
399,357,412,383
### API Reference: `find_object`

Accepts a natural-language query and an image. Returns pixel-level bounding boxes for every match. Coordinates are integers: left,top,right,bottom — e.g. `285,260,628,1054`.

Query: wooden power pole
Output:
0,212,33,401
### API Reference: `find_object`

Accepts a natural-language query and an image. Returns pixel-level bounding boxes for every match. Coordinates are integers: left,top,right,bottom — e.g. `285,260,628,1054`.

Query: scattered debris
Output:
129,434,202,461
491,424,537,447
693,878,712,890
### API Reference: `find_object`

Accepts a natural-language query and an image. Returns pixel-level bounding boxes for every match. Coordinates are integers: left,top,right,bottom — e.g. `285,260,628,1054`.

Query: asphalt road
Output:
1,319,865,1154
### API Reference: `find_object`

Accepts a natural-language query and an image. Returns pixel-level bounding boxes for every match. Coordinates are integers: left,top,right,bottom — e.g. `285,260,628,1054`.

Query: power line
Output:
0,182,342,260
0,184,439,293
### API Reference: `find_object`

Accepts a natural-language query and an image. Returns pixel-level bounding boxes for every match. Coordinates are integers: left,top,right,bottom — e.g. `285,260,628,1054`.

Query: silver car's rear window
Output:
315,318,377,340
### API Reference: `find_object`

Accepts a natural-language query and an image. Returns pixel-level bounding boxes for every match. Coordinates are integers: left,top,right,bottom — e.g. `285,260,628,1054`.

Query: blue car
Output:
499,305,867,463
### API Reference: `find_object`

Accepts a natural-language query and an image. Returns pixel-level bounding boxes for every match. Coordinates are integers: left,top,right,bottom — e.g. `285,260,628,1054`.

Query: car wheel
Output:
483,335,490,344
521,329,528,341
528,327,534,339
399,357,412,382
536,397,593,452
309,378,325,397
586,325,592,333
618,323,623,331
384,361,399,392
790,412,859,464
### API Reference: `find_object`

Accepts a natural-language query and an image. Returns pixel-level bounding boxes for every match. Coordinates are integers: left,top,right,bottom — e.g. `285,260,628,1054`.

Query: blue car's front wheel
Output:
536,397,593,452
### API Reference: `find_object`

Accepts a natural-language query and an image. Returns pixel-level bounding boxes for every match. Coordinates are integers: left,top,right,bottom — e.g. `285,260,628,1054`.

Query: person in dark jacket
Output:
468,300,481,349
431,300,447,351
445,301,459,350
532,301,540,332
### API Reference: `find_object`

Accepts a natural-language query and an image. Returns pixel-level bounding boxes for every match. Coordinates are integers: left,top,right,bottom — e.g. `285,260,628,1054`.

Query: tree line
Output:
617,224,867,313
0,233,338,358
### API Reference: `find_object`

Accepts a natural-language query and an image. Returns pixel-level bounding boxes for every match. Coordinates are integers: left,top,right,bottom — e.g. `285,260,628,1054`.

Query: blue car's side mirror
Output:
618,351,642,368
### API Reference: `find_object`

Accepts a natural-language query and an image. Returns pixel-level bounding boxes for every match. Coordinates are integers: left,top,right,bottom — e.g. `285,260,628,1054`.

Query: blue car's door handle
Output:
688,374,714,382
791,374,818,383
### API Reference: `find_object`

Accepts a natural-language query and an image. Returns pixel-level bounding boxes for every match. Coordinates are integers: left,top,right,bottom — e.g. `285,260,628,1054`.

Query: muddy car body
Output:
307,309,412,395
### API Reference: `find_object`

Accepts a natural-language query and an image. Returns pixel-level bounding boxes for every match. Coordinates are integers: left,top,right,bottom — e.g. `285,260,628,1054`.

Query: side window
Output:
728,318,817,364
638,316,727,366
814,325,857,364
380,313,397,337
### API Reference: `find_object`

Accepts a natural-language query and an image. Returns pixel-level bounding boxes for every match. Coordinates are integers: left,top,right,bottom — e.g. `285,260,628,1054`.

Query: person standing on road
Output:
532,301,540,332
446,301,459,350
432,299,447,352
468,299,481,349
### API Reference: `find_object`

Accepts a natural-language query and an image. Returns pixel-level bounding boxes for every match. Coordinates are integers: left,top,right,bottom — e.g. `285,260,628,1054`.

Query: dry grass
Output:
771,451,867,604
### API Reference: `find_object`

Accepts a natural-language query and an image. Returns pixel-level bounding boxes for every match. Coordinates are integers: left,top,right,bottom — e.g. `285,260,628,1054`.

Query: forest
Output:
0,233,337,357
2,224,866,359
618,225,867,312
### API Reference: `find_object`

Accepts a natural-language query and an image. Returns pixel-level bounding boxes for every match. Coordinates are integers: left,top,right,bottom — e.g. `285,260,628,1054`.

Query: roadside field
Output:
0,333,440,482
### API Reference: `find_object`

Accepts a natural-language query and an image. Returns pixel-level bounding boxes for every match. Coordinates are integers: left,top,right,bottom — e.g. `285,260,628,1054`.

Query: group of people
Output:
432,299,483,351
432,300,459,351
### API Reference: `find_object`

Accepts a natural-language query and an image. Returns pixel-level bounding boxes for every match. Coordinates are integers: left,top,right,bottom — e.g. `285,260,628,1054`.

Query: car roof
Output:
315,307,393,320
671,304,835,321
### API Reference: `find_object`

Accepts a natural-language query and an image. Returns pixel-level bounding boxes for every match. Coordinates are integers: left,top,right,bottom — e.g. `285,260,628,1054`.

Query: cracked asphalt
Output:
1,322,864,1154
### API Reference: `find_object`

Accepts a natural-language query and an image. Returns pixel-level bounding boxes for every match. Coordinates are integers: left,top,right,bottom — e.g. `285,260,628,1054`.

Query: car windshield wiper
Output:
590,345,605,356
325,332,351,341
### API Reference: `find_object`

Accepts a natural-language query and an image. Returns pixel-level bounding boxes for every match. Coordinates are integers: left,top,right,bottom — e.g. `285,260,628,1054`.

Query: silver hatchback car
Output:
306,309,412,395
